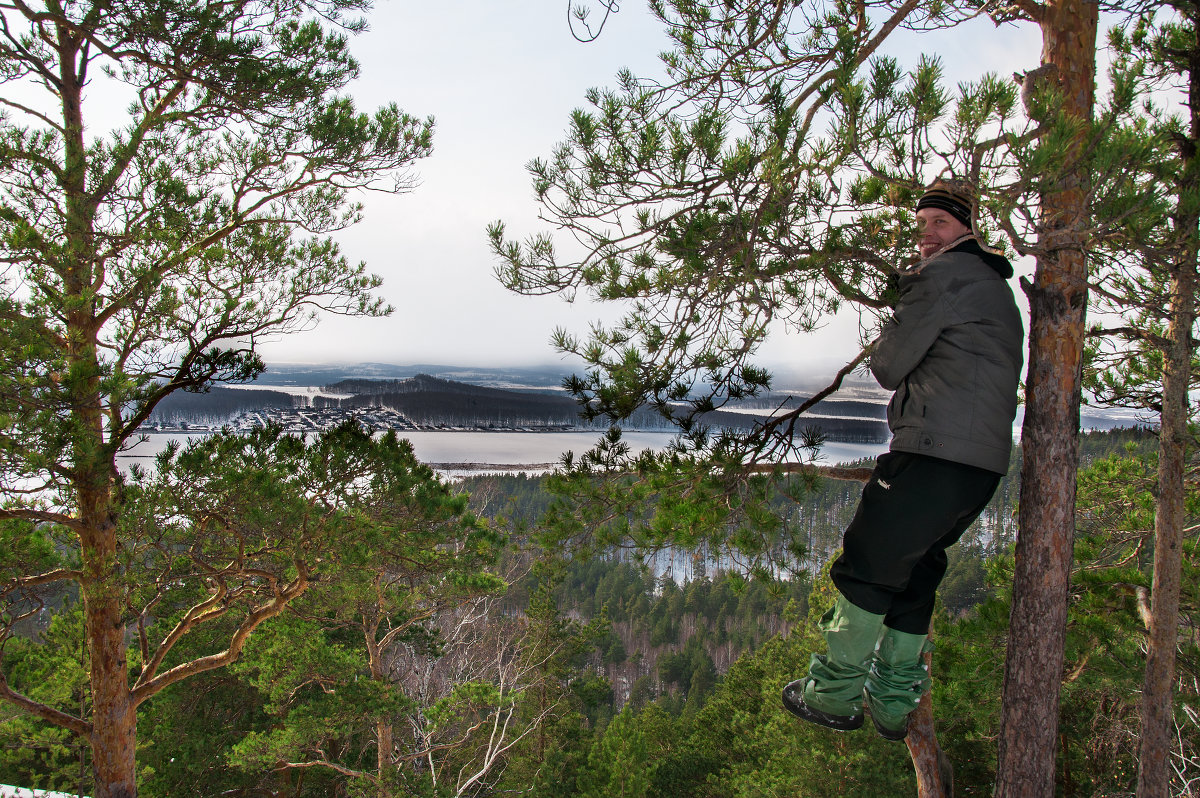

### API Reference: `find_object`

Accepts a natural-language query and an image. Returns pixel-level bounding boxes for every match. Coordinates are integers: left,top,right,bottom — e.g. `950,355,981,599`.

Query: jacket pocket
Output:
898,377,912,419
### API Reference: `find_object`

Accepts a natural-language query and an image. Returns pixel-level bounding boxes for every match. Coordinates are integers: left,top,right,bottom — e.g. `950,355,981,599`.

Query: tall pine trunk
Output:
59,18,137,794
368,623,396,798
75,338,136,798
996,0,1097,794
1138,18,1200,793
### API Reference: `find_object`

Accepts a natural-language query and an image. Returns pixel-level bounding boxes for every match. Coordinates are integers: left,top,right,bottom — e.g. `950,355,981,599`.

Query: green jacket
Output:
871,246,1024,474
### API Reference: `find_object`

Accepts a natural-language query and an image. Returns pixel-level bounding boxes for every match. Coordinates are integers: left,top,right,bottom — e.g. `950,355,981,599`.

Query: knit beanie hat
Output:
915,178,975,229
915,177,1013,276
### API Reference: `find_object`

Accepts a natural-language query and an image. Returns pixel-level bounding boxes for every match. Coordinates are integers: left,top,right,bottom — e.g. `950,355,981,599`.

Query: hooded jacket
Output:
871,240,1024,474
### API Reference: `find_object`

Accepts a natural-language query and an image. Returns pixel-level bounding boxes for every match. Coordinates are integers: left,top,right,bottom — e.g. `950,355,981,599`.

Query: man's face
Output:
915,207,971,258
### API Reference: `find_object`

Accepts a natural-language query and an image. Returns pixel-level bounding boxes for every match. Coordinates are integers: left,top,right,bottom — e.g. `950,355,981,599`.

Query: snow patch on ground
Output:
1,786,88,798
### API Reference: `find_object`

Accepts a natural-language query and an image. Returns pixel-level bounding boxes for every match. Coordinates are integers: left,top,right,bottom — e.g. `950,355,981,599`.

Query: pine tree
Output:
0,2,431,794
1083,7,1200,794
990,0,1100,789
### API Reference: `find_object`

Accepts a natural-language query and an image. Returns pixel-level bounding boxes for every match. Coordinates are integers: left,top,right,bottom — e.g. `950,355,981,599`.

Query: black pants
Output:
830,451,1001,635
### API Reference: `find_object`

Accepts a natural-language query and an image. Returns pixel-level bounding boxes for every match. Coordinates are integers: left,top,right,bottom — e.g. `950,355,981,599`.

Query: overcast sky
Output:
255,1,1045,378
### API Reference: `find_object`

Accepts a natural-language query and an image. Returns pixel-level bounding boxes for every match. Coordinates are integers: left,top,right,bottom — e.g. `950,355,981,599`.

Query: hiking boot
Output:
781,596,884,730
870,709,911,741
782,679,863,730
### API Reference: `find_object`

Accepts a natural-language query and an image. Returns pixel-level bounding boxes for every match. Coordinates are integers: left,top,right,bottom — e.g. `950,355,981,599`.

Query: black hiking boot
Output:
781,679,864,732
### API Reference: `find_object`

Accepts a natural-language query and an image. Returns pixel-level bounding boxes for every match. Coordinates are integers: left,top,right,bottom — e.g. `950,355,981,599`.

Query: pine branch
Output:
130,566,309,704
0,668,92,740
5,566,83,589
274,759,374,780
745,461,875,482
1087,325,1167,348
0,507,79,529
754,343,875,453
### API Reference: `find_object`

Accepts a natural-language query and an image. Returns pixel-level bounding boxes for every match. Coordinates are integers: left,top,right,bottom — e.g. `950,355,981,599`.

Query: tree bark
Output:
996,0,1097,795
377,718,395,798
368,616,395,798
85,576,137,798
1137,15,1200,794
1137,280,1191,795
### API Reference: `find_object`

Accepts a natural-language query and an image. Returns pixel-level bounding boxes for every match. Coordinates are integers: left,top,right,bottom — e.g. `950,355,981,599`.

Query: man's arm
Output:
870,270,948,390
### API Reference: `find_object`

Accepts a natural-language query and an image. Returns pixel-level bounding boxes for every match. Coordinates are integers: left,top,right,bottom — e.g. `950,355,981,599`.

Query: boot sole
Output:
781,681,863,731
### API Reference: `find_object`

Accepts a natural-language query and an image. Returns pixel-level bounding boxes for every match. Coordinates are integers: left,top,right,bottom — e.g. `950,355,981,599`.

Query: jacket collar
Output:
908,235,1014,279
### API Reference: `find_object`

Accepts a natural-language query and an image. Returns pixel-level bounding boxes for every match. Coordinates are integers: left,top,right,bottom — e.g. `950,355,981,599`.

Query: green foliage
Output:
1083,8,1199,412
138,670,268,798
656,636,717,703
588,574,919,798
483,573,617,798
231,616,405,754
0,604,91,793
3,421,510,796
135,423,505,794
536,435,826,578
577,707,655,798
1066,445,1200,795
939,541,990,615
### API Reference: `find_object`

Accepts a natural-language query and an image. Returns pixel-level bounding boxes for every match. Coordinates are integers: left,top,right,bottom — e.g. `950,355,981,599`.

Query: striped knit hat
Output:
915,178,975,229
915,176,1011,270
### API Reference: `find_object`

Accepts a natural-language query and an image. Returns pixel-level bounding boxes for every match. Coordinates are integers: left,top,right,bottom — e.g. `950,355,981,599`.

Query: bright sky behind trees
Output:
256,0,1043,376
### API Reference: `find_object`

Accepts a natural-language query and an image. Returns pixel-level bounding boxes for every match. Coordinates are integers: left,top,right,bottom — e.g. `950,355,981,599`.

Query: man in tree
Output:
782,179,1024,741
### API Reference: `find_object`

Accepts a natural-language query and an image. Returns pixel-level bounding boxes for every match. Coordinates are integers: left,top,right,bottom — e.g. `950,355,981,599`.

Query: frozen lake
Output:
117,430,889,477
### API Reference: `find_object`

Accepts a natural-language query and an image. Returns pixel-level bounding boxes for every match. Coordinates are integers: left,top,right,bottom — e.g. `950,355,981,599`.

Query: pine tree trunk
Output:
995,1,1097,795
1137,253,1193,798
378,718,395,798
76,362,135,798
1137,19,1200,794
74,332,134,796
59,20,137,790
86,579,137,798
367,616,394,798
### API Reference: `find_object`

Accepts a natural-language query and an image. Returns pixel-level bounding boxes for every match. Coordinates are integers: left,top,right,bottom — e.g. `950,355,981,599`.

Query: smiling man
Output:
782,178,1024,741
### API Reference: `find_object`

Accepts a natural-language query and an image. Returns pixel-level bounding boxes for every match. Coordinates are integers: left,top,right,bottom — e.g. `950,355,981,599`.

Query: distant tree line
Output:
725,394,888,419
321,386,592,429
320,374,891,438
147,386,301,425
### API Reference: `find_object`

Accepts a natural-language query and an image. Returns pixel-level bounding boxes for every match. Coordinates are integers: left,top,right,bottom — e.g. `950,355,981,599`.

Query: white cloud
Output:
258,2,1044,373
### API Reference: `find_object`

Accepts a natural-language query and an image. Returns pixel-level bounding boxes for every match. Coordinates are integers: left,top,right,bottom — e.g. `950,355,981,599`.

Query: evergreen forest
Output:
5,428,1188,797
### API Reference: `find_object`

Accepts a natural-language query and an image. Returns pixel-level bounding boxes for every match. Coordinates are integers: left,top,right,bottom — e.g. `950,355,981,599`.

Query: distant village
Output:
139,403,581,436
